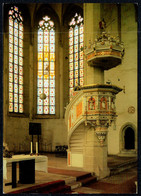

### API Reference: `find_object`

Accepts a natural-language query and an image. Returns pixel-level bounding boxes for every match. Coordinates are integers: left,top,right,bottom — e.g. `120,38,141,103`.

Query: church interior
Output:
2,2,138,194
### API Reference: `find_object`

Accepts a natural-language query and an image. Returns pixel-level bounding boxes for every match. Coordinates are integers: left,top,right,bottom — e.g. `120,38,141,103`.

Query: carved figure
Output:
88,97,95,110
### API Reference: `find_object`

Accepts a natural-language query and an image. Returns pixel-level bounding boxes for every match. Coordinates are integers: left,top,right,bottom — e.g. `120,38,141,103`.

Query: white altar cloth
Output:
3,154,48,180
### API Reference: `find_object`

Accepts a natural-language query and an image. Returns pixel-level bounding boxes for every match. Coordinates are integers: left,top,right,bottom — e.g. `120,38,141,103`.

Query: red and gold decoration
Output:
84,32,125,70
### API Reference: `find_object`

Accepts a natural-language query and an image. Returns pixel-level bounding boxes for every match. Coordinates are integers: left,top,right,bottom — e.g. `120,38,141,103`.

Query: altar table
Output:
3,154,48,188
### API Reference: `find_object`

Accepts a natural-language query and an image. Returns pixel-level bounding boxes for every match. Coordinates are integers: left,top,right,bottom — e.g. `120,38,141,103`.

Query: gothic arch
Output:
119,123,137,153
63,3,83,26
34,4,60,30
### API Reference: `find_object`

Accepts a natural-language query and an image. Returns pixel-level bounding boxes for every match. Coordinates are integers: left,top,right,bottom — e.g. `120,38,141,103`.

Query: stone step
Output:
110,160,137,175
43,184,72,193
76,173,92,181
66,172,97,191
67,181,81,190
78,176,97,186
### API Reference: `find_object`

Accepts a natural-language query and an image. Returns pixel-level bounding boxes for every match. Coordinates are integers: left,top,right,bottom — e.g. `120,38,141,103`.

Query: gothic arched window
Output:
69,13,84,100
37,16,55,114
8,6,24,113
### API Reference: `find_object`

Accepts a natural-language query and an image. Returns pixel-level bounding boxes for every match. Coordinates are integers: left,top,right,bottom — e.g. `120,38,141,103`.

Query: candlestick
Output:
30,142,33,155
36,142,38,154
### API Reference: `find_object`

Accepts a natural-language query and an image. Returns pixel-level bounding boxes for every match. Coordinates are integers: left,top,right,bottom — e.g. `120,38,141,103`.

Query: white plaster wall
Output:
105,4,137,154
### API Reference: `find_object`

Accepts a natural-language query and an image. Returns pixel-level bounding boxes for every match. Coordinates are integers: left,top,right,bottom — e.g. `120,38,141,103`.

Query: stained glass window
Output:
69,13,84,100
9,6,23,113
37,16,55,114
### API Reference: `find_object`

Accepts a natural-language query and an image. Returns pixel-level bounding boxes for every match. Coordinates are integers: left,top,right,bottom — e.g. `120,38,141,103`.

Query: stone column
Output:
84,3,104,85
84,124,110,179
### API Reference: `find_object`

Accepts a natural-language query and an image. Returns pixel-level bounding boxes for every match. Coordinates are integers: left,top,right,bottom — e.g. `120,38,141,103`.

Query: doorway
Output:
124,127,135,150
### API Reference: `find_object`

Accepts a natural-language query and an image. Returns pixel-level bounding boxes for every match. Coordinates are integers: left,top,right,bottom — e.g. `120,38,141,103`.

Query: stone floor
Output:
3,153,138,194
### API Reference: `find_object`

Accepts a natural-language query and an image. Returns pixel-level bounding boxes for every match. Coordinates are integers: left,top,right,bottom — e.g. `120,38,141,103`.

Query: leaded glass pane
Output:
44,98,49,105
74,44,78,52
80,34,83,42
69,28,73,37
14,94,18,103
19,31,23,39
75,78,78,86
50,97,55,105
9,103,13,112
19,104,23,113
37,105,43,114
75,61,78,69
19,66,23,75
80,78,84,86
14,45,18,55
19,75,23,84
74,70,78,78
19,85,23,94
14,66,19,76
14,55,18,64
44,80,49,87
44,53,49,61
69,71,73,79
19,95,23,103
9,83,13,92
14,73,18,83
80,69,84,77
19,57,23,65
74,53,78,61
69,37,73,46
50,88,55,96
19,39,23,47
9,63,13,72
44,88,49,96
74,25,78,36
50,106,55,114
19,47,23,56
14,19,18,29
50,80,55,87
9,17,13,26
14,28,18,37
9,34,13,43
9,73,13,82
9,53,13,62
69,80,73,87
74,36,78,44
44,44,49,52
9,93,13,102
69,54,73,63
44,106,49,114
9,43,13,53
19,23,23,31
9,26,13,34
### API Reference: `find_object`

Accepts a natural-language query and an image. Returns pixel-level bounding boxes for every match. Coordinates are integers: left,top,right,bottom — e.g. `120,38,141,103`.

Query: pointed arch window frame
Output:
37,15,56,115
68,13,84,101
8,6,24,114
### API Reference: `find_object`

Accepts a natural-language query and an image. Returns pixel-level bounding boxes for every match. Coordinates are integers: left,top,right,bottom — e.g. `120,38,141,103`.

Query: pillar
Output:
83,124,110,179
84,3,104,85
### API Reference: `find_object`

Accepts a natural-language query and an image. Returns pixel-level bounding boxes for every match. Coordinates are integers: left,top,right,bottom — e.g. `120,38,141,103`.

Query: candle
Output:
30,142,33,154
36,142,38,154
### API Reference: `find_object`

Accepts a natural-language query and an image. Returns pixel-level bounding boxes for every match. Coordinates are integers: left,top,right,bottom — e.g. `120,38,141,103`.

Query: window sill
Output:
34,114,58,119
7,112,29,118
